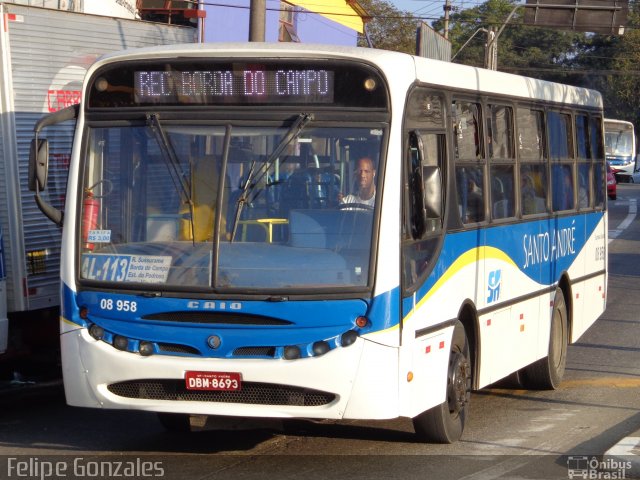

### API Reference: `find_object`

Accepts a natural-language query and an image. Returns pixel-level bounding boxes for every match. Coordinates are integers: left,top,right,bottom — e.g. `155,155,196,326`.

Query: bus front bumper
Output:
61,326,401,421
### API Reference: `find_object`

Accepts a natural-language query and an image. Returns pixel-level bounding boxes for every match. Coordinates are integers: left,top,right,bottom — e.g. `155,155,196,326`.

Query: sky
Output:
389,0,486,20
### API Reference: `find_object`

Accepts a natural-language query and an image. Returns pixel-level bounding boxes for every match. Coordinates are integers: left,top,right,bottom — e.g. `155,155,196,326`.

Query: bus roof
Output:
604,118,634,127
88,42,603,110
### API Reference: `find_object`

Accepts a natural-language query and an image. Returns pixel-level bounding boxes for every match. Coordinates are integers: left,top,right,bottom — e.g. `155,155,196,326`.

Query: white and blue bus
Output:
30,43,607,443
604,118,637,181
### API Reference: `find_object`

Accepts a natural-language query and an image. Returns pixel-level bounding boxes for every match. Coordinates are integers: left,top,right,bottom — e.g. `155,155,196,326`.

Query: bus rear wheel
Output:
412,321,471,443
520,287,568,390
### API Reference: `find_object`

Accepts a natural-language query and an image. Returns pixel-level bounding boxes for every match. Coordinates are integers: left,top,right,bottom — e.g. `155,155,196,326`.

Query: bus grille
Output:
232,346,276,357
157,343,201,355
107,380,336,407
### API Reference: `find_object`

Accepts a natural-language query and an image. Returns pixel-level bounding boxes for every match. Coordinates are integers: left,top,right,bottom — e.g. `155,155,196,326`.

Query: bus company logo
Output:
487,269,501,304
186,301,242,311
566,456,631,479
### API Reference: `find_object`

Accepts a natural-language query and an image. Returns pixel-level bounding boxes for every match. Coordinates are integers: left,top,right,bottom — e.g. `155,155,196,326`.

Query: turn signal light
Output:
355,316,369,328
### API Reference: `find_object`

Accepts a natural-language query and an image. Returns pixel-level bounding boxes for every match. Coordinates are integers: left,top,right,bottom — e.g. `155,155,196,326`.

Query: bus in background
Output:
604,118,637,182
29,44,607,443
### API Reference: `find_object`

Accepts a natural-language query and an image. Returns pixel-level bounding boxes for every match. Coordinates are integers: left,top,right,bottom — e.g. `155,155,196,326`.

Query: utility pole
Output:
249,0,266,41
484,27,497,70
443,0,452,40
483,5,520,71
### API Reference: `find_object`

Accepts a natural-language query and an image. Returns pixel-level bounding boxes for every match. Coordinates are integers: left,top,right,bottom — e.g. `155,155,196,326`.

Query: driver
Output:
341,157,376,207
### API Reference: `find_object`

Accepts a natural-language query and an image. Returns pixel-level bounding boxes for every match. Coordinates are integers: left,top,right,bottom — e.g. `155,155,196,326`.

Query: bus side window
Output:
517,107,548,215
491,167,515,219
575,114,591,209
548,111,575,212
488,104,515,220
457,166,485,224
521,165,548,215
453,99,485,224
452,100,483,160
590,116,605,208
552,164,574,211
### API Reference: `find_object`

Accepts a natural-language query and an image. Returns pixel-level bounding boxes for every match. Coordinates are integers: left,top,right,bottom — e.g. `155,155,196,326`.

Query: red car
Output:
607,162,617,200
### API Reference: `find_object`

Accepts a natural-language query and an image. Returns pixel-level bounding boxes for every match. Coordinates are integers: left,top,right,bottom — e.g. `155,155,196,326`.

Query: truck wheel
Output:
520,287,568,390
413,321,471,443
157,412,191,432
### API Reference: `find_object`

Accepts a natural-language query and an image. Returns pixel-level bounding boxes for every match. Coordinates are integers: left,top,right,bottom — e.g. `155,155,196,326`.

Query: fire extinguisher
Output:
82,188,99,251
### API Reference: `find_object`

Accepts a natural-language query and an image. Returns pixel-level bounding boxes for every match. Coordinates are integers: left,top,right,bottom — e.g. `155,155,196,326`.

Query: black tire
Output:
413,322,471,443
157,412,191,432
520,287,568,390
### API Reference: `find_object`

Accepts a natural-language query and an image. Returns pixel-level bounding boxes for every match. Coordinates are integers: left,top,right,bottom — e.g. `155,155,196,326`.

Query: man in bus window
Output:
341,157,376,207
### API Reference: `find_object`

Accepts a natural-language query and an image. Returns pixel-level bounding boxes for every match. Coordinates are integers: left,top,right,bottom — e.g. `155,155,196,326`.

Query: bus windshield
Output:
78,121,384,291
605,127,634,157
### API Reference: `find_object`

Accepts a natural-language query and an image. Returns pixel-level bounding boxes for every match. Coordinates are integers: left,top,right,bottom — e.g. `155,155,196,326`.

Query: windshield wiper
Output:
146,113,195,242
230,113,313,242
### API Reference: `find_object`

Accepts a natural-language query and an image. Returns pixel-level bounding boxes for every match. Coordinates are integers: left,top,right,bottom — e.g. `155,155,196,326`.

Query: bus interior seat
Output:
179,155,228,241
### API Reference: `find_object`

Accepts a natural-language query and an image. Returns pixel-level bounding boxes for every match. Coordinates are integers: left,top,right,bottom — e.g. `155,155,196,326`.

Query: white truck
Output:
0,3,196,365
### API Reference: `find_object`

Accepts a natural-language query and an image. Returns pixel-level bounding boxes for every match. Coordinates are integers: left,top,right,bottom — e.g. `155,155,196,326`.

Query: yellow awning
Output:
285,0,368,34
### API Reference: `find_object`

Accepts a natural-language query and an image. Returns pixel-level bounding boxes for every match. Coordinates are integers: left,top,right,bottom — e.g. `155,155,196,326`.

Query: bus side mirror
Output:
28,138,49,192
423,165,442,219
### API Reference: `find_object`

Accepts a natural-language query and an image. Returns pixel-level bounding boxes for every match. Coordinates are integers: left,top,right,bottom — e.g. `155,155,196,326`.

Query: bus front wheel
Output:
520,287,568,390
412,321,471,443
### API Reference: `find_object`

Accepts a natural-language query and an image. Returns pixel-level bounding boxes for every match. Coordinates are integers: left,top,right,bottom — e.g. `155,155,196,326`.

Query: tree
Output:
436,0,581,81
356,0,417,54
570,0,640,126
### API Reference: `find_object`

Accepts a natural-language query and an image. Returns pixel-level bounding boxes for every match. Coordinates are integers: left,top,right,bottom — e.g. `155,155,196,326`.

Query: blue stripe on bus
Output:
403,212,603,315
63,282,396,356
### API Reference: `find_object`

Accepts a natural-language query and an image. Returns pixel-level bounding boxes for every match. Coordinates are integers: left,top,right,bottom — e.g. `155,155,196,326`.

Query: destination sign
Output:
87,59,388,109
134,68,334,104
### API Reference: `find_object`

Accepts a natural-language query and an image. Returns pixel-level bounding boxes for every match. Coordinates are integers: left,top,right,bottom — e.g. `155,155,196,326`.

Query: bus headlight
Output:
341,330,359,347
139,341,154,356
89,324,104,340
284,346,301,360
312,341,330,356
113,335,129,351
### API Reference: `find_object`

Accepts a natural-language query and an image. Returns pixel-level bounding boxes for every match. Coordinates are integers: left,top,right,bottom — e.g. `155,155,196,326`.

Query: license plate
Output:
185,371,242,391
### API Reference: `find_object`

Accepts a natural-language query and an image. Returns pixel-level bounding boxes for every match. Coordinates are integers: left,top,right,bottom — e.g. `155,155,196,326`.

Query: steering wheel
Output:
338,202,374,212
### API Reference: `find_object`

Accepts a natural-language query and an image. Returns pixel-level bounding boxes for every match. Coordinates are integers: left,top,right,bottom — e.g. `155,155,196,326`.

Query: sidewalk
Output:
604,431,640,478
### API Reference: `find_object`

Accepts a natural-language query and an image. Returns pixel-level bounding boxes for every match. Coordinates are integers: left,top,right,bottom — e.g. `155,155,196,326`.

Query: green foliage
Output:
356,0,418,54
355,0,640,127
440,0,640,127
441,0,581,78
